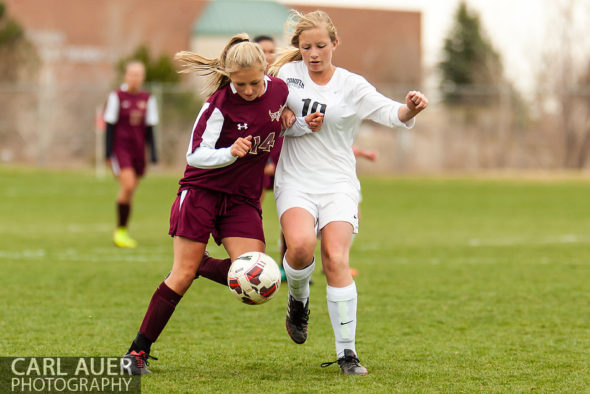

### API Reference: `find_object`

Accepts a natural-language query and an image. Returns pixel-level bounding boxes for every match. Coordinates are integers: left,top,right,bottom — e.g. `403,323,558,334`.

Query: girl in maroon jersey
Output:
121,34,321,375
104,61,159,248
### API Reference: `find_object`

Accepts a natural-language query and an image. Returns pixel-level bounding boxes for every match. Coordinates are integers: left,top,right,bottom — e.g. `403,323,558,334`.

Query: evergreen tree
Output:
439,1,503,103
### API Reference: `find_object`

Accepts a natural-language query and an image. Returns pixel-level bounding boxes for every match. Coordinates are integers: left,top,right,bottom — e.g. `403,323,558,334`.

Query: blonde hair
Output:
175,33,266,97
268,10,338,76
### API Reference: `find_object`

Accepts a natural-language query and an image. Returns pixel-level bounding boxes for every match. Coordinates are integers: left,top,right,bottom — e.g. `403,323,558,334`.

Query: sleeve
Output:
146,95,159,126
105,123,115,158
186,103,237,169
277,66,313,137
145,126,158,163
103,92,119,124
353,76,415,129
281,117,313,137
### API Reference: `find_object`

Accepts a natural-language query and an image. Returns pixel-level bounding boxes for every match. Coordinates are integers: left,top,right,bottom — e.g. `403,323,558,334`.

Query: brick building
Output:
1,0,422,167
4,0,421,89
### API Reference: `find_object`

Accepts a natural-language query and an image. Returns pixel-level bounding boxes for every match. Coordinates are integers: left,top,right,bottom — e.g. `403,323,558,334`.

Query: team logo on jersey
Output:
121,100,130,109
269,105,284,122
286,78,304,89
237,123,248,130
137,100,146,110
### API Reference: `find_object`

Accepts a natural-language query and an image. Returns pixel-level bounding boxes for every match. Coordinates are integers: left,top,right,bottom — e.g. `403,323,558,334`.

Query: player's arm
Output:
353,75,426,129
352,146,378,161
145,95,159,163
280,107,323,136
105,123,115,159
145,126,158,163
277,67,322,136
397,91,428,123
103,92,119,159
186,104,239,169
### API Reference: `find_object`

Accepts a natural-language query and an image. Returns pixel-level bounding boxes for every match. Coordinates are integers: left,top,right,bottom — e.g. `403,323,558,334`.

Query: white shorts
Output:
275,189,359,234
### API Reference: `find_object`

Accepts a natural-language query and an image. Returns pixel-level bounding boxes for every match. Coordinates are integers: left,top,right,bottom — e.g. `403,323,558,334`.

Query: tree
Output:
116,45,179,84
0,1,39,81
439,1,503,104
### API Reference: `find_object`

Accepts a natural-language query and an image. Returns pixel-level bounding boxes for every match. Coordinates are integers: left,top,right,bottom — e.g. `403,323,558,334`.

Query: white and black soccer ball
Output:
227,252,281,305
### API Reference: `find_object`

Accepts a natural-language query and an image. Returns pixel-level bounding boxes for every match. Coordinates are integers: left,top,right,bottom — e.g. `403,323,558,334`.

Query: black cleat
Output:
120,350,158,375
285,294,309,344
321,349,368,376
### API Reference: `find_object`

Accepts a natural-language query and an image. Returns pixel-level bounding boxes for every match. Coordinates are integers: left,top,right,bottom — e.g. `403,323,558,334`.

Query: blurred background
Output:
1,0,590,175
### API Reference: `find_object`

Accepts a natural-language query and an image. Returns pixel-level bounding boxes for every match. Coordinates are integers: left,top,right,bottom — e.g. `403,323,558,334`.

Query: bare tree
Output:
538,0,590,168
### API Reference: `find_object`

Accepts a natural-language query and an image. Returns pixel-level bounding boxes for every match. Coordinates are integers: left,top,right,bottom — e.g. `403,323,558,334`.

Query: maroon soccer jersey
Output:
269,134,284,165
115,89,150,154
179,76,288,200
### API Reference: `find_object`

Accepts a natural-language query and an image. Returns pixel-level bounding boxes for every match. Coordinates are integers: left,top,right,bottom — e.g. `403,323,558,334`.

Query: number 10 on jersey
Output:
301,98,327,116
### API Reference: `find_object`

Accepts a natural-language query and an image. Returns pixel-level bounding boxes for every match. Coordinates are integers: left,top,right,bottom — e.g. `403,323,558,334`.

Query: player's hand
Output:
264,162,276,176
305,112,324,132
405,90,428,113
281,107,296,130
231,135,253,157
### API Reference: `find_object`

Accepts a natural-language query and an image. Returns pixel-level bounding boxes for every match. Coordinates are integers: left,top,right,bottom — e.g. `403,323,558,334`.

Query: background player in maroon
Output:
121,34,297,375
104,61,158,248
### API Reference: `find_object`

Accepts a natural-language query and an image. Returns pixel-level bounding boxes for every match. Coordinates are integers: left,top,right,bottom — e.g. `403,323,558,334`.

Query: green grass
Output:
1,167,589,392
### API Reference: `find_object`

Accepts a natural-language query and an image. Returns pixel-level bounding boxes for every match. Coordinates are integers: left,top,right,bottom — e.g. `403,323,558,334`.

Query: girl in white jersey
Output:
269,10,428,375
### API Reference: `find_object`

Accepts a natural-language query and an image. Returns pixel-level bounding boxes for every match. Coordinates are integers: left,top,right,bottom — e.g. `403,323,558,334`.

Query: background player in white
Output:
269,10,428,375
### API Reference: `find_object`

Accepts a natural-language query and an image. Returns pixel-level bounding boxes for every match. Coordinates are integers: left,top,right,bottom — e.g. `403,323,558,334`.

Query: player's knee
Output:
322,245,348,269
287,242,314,265
322,257,348,277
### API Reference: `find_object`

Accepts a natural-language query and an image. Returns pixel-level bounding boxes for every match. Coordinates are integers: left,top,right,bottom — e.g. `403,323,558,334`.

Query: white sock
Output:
283,256,315,302
326,282,358,359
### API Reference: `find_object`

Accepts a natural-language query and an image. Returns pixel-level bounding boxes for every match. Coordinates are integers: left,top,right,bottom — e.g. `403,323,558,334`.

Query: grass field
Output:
1,166,589,392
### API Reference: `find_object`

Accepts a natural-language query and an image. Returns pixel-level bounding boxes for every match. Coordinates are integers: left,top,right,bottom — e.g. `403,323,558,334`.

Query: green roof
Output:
193,0,290,36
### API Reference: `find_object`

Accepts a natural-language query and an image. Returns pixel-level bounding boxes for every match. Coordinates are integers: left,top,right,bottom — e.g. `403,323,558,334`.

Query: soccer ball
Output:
227,251,281,305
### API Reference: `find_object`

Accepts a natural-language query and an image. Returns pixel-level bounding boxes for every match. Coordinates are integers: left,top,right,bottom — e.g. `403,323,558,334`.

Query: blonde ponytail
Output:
268,48,301,77
175,33,266,97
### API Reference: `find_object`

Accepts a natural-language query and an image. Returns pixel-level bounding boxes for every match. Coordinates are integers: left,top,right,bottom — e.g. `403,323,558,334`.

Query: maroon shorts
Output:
168,187,265,245
112,148,146,177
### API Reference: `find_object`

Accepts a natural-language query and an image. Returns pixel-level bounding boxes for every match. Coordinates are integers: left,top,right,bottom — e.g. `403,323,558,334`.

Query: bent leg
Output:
281,208,317,269
129,236,205,355
195,237,265,286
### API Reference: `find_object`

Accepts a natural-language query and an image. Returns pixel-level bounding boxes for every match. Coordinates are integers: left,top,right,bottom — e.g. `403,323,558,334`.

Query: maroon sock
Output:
196,255,232,286
139,281,182,342
117,203,131,227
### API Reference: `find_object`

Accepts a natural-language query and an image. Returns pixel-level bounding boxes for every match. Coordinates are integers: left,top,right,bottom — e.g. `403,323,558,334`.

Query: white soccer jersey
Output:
275,60,414,197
